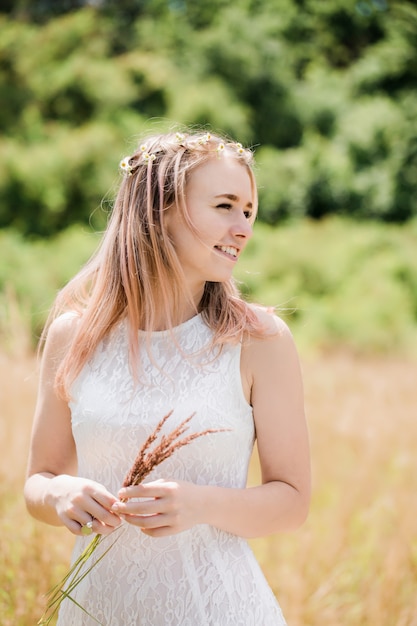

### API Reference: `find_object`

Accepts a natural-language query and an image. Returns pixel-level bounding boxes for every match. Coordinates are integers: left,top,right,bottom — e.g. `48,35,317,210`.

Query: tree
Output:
1,0,417,235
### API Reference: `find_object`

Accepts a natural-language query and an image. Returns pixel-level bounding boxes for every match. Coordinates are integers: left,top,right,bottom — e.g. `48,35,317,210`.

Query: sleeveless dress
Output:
57,314,287,626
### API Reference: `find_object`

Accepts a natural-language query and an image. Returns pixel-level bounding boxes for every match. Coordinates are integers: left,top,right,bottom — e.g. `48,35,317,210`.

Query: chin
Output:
206,273,233,284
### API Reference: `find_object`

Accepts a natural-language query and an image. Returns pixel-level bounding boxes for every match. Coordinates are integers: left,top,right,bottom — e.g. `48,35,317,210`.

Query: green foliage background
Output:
1,218,417,356
1,0,417,234
1,0,417,355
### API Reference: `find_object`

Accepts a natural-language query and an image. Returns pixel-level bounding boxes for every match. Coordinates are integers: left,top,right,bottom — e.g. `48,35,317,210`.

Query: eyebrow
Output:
214,193,253,208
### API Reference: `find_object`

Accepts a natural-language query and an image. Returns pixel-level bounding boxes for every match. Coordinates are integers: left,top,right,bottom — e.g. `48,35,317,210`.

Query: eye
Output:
244,210,253,220
216,203,232,210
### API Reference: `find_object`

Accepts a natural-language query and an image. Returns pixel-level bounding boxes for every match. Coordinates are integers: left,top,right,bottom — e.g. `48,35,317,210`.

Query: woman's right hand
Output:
47,475,122,536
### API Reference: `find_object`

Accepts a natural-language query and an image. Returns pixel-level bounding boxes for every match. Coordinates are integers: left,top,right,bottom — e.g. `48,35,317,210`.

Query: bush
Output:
1,218,417,356
236,217,417,355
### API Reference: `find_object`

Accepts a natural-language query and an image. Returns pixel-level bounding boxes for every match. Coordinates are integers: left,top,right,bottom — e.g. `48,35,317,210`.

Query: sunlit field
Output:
1,344,417,626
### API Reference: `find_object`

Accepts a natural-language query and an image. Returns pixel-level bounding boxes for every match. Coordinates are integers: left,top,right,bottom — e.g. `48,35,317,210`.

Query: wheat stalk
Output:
38,411,227,625
122,411,223,490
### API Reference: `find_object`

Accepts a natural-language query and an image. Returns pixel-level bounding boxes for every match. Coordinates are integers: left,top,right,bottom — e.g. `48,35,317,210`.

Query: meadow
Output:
1,218,417,625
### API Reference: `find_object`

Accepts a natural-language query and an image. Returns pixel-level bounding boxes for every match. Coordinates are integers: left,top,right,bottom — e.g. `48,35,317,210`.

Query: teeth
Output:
218,246,238,257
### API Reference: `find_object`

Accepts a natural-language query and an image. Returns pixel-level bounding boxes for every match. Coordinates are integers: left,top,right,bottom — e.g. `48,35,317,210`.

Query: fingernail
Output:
111,503,120,512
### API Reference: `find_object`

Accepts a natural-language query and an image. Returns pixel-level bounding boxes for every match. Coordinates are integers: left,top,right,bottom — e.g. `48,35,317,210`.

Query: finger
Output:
118,480,170,501
118,485,150,500
64,516,89,536
77,488,122,528
61,512,95,537
90,489,121,514
76,515,121,537
112,497,161,517
87,517,121,536
79,517,95,536
123,512,166,529
88,501,122,528
141,525,177,538
70,499,121,534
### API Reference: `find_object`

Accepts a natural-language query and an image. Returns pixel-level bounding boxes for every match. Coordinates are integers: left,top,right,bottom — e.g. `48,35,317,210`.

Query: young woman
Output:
24,130,310,625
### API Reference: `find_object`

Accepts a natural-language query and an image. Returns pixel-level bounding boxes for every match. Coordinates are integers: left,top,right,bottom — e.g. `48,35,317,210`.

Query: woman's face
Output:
166,155,255,296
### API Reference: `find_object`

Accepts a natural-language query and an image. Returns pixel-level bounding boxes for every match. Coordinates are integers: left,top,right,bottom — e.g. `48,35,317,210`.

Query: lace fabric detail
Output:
58,314,287,625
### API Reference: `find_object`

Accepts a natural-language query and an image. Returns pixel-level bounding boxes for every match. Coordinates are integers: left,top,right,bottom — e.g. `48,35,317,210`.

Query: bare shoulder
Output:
47,311,79,340
242,305,301,384
42,312,80,368
246,304,296,348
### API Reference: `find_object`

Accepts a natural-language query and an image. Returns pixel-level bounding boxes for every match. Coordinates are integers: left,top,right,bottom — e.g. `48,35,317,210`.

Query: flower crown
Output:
119,133,250,178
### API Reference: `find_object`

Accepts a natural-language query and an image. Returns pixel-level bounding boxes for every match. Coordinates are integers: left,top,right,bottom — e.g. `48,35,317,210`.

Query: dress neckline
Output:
136,312,204,338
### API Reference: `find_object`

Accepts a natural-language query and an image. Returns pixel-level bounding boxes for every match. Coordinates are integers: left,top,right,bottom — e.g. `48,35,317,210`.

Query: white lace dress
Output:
57,314,287,626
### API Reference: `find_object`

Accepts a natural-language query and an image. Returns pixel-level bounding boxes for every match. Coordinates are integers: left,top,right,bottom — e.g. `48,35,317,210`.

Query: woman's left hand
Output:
111,479,204,537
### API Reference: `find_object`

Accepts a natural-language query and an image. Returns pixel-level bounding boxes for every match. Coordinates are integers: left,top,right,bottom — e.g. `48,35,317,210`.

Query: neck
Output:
151,283,205,331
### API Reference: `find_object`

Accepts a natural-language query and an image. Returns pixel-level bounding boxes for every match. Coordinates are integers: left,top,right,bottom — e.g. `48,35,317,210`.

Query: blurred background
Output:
1,1,416,624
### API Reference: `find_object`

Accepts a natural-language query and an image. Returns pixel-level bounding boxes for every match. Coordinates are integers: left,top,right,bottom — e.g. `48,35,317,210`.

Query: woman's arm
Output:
114,312,311,538
24,315,121,536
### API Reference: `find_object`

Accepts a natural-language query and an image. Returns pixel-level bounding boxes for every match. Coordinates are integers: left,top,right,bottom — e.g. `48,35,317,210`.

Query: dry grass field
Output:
1,343,417,626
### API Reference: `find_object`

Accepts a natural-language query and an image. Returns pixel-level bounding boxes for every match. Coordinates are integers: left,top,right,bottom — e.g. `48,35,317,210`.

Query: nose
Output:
231,214,253,240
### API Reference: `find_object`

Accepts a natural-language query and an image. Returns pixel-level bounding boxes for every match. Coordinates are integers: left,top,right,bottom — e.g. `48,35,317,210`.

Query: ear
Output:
163,203,181,233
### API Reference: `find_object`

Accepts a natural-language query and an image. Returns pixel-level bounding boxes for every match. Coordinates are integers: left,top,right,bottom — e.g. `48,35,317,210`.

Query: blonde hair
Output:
47,130,266,400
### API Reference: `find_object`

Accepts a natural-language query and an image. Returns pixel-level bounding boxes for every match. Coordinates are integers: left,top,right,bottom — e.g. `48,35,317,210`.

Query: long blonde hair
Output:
47,130,266,399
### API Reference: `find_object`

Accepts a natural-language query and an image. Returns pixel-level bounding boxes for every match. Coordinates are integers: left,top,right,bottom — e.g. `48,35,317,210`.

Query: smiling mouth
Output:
215,245,238,259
